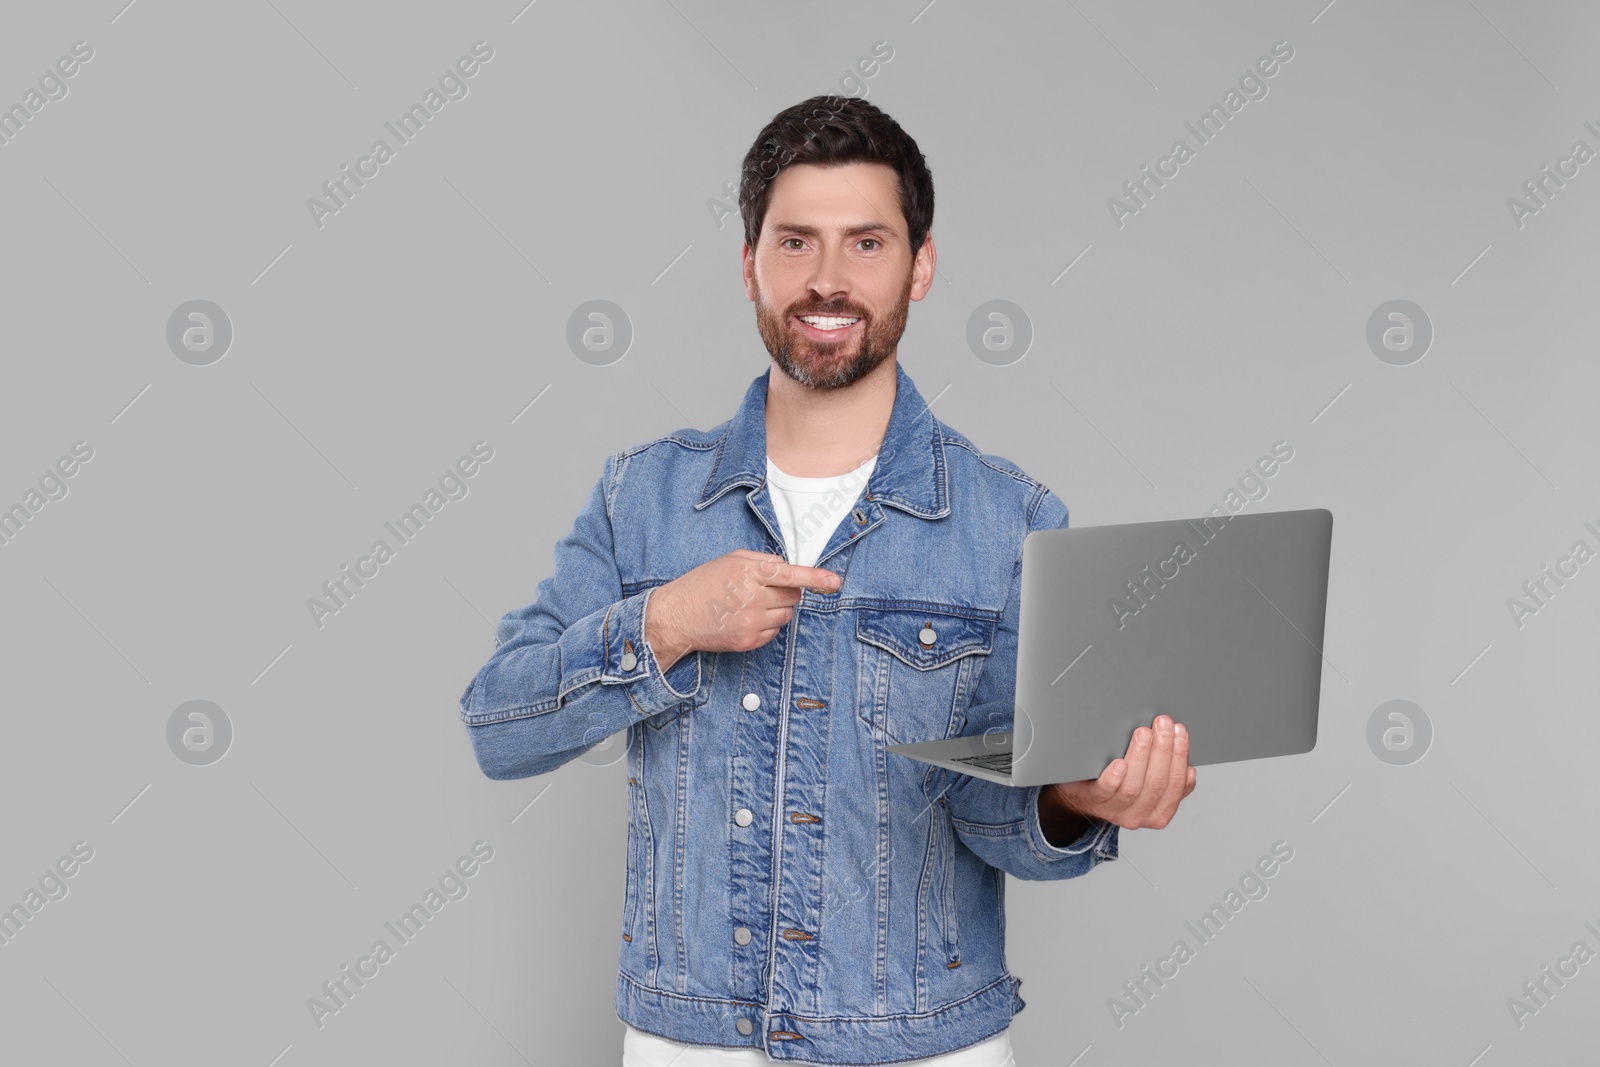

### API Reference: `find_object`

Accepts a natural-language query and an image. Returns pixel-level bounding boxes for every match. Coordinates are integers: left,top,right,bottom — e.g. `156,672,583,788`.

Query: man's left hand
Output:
1038,714,1197,844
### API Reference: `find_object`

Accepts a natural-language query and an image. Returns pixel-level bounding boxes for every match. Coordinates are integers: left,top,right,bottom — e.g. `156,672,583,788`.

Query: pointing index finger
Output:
763,562,842,591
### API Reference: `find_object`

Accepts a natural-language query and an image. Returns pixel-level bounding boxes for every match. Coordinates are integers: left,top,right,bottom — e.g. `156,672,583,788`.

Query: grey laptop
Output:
886,507,1334,787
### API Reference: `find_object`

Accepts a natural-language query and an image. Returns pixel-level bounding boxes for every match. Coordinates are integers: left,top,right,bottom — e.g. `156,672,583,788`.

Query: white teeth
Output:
800,315,860,329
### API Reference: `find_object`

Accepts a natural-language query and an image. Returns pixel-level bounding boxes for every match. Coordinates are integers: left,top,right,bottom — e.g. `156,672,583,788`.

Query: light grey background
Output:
2,1,1596,1064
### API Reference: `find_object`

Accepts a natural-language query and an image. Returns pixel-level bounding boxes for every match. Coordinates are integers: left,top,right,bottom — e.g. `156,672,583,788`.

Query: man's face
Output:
743,162,934,391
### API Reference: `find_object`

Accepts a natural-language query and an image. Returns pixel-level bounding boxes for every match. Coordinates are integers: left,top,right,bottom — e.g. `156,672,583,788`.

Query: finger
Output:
731,548,787,570
1160,766,1197,826
1115,726,1154,803
1091,759,1128,806
1152,722,1191,825
1167,722,1191,794
1129,716,1176,821
759,604,796,628
762,561,843,591
729,550,789,584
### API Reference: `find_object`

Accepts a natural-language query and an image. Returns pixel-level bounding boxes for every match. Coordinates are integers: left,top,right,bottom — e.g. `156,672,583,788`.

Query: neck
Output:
765,356,896,477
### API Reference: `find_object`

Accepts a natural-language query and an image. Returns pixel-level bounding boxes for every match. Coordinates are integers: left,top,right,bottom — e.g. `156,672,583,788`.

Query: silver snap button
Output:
741,693,761,711
619,651,638,671
918,626,937,645
733,926,752,945
735,808,753,827
736,1018,754,1035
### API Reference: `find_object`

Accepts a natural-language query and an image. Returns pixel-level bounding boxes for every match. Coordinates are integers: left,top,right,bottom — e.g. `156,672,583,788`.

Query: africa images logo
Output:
1108,441,1293,629
305,41,495,230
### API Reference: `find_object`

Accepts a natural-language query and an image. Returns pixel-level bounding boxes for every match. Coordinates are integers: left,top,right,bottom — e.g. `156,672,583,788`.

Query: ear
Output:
909,233,936,302
741,242,757,302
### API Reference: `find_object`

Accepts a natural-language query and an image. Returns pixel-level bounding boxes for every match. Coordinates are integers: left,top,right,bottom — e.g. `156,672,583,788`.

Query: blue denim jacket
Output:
459,361,1118,1064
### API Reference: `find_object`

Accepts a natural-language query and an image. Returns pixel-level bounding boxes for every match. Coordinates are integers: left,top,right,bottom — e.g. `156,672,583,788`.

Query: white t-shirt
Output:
764,453,877,568
623,1023,1014,1066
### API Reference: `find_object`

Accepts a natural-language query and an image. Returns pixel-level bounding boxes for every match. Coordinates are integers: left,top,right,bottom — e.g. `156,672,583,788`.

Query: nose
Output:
807,244,849,305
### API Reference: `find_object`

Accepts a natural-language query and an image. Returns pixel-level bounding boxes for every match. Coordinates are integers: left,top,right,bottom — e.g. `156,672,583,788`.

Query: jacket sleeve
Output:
934,482,1120,881
458,453,707,780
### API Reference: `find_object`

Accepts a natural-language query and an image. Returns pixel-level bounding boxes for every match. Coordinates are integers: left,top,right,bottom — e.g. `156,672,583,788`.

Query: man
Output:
459,96,1195,1066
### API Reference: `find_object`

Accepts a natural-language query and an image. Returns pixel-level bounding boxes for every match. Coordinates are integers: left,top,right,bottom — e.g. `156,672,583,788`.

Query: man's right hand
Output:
644,549,842,672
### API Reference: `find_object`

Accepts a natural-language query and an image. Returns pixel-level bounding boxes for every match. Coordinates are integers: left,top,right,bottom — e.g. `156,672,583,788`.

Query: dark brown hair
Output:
739,95,934,257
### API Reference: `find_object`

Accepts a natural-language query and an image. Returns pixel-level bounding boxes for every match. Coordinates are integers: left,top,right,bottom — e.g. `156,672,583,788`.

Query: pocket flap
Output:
855,604,998,670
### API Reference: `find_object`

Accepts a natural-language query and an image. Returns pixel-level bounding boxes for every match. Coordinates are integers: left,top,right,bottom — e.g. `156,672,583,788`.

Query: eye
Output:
781,238,806,250
859,238,881,251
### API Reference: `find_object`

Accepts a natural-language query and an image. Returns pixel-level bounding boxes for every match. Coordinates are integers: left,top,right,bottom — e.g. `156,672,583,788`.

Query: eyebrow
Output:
769,221,896,239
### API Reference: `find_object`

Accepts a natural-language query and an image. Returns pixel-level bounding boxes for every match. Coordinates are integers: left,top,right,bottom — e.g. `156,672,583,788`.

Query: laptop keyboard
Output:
950,751,1013,774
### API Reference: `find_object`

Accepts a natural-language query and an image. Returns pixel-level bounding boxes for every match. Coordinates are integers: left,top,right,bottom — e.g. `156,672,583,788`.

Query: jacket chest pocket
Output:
854,605,999,745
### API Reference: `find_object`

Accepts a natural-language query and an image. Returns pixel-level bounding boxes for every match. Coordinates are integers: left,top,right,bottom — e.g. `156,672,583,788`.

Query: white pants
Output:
623,1023,1016,1066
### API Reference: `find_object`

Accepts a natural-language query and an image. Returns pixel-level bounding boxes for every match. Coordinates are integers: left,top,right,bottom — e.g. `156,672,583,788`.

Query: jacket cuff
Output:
600,587,705,717
1025,784,1120,865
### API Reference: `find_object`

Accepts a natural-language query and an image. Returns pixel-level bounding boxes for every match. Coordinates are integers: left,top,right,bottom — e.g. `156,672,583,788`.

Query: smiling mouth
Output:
794,313,863,341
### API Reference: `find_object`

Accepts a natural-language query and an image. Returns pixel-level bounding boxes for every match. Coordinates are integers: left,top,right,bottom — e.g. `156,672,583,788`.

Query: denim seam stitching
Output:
619,968,1019,1023
674,708,691,993
637,759,661,982
914,807,936,1011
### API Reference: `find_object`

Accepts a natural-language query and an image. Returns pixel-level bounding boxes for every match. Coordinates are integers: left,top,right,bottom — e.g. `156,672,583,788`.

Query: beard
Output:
754,268,913,391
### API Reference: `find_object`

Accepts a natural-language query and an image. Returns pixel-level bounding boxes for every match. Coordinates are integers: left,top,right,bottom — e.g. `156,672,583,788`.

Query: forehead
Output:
764,162,905,233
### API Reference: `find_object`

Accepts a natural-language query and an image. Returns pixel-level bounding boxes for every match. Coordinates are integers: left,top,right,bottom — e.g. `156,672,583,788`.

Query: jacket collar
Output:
695,360,950,520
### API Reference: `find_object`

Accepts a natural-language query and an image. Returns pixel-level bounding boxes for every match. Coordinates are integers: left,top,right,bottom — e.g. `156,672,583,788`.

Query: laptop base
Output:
885,732,1019,787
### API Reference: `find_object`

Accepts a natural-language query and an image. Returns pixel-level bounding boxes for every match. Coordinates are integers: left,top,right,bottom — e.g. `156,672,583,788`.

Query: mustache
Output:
792,305,865,317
